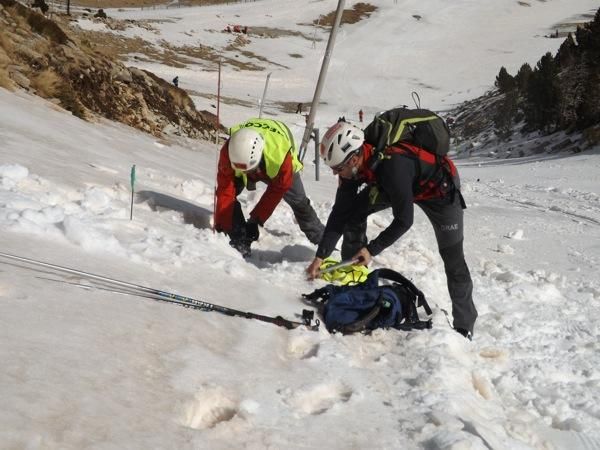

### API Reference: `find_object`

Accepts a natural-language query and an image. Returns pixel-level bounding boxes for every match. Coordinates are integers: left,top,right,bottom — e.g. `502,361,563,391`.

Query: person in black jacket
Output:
305,121,477,339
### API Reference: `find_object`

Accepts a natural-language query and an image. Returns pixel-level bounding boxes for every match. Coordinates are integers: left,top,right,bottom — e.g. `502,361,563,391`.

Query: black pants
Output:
341,187,477,333
231,172,324,245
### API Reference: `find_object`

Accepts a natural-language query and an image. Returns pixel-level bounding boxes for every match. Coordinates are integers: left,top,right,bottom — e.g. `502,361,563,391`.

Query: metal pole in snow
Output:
216,57,222,129
212,58,222,233
258,72,272,118
298,0,346,162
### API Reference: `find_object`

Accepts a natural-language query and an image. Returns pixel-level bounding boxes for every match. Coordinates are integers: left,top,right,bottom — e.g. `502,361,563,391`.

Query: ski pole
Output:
1,251,176,300
317,258,361,276
0,252,319,331
68,277,318,331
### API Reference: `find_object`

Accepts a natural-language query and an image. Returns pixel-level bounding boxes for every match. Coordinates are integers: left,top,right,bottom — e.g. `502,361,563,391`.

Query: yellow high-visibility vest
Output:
230,119,303,183
319,258,370,285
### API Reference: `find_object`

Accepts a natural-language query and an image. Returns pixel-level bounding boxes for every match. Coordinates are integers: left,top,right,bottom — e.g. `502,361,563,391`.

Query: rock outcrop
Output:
0,0,218,139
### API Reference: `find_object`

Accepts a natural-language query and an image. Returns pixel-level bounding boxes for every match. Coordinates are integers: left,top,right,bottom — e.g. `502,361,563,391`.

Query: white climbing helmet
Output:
320,122,365,168
229,128,265,171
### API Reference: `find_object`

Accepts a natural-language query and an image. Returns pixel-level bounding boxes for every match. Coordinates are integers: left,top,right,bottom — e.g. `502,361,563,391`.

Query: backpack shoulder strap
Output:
336,296,385,335
372,269,433,316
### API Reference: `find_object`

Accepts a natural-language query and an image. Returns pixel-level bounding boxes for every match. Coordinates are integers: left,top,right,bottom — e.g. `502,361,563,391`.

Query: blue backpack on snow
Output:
303,269,433,334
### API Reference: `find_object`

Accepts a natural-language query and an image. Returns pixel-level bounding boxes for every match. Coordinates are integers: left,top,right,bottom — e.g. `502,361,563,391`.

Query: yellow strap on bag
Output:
318,258,370,286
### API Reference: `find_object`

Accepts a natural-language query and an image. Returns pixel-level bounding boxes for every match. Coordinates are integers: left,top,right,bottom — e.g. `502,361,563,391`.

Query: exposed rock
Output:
7,64,26,73
129,67,155,85
15,44,46,69
550,138,573,153
111,66,133,83
60,43,92,68
9,69,30,89
0,0,216,140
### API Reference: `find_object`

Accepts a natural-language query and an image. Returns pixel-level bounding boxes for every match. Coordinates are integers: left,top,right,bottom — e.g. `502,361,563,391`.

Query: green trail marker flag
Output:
130,164,136,220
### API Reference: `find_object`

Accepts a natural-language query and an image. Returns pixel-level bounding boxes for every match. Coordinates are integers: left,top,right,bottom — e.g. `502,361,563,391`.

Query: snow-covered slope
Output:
2,0,600,448
2,88,600,449
76,0,600,124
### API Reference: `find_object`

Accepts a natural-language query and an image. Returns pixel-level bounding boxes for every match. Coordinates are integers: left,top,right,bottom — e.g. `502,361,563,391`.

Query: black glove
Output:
229,237,251,257
228,226,252,257
245,219,260,242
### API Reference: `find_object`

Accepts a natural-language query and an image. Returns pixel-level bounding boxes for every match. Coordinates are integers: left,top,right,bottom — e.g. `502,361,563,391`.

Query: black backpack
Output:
364,107,450,158
303,269,433,334
362,95,458,199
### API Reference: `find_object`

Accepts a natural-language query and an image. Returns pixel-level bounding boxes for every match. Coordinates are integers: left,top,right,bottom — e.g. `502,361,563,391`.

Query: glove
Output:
228,226,252,257
245,219,260,242
229,238,251,257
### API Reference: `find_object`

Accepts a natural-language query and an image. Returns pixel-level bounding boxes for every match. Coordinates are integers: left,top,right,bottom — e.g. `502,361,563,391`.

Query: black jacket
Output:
316,144,456,259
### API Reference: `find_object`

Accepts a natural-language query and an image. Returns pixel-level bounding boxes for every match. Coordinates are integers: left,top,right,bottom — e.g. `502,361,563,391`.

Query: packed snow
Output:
1,0,600,449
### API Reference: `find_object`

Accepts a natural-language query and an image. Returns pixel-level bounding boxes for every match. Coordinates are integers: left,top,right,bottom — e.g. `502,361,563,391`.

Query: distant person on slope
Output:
305,121,477,339
215,118,324,257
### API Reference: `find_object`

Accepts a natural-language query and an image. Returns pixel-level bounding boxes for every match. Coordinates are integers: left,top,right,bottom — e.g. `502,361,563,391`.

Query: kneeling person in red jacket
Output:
305,122,477,339
215,118,324,257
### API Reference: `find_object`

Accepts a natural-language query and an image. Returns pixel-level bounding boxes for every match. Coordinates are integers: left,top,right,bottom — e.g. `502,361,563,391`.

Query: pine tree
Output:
515,63,532,93
524,53,560,132
556,33,577,67
573,7,600,128
495,67,515,93
582,8,600,68
494,91,518,141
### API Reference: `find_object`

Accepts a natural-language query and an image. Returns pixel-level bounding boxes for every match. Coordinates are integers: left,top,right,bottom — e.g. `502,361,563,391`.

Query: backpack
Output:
302,268,433,334
363,100,460,202
364,107,451,160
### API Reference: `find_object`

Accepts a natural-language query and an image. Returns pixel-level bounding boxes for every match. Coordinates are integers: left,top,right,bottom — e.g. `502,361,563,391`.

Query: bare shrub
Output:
0,29,14,54
169,86,189,109
0,67,13,90
30,69,61,97
26,11,70,44
0,35,14,90
1,0,70,44
56,84,86,119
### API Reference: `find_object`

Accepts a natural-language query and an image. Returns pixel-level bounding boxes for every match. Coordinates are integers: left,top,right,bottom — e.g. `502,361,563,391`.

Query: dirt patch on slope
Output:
67,0,232,8
248,26,318,41
74,27,263,70
314,2,377,27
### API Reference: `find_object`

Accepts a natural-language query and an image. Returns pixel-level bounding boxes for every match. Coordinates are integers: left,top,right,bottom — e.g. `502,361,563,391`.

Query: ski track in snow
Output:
471,178,600,227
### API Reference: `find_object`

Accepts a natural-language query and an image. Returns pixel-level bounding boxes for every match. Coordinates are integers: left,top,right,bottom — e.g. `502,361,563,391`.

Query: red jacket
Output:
382,142,458,201
215,141,294,232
